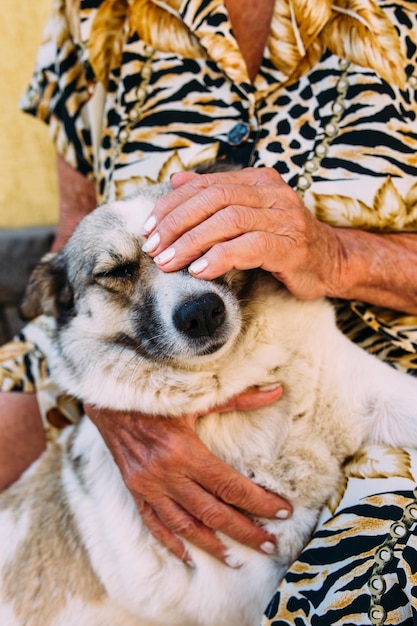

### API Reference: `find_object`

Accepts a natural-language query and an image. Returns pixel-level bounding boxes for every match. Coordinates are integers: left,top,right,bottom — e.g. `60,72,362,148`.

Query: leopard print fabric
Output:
262,445,417,626
19,0,417,374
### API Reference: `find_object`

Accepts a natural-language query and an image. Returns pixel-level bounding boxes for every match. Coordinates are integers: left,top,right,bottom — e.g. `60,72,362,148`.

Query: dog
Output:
1,181,417,626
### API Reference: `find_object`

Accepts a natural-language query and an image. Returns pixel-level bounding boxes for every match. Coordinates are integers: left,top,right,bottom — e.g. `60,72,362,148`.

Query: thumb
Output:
196,384,284,418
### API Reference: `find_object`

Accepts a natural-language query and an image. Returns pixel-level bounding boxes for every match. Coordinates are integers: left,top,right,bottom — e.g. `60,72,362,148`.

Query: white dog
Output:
1,182,417,626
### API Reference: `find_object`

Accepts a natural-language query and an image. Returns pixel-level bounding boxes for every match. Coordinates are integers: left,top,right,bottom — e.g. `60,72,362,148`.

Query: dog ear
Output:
19,252,73,321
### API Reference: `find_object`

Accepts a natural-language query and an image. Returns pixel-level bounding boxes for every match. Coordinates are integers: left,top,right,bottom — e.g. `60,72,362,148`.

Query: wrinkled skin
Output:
4,161,417,565
146,168,417,313
86,384,287,565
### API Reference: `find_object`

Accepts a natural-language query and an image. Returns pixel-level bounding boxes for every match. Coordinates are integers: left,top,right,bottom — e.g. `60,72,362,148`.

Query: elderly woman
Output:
1,1,417,623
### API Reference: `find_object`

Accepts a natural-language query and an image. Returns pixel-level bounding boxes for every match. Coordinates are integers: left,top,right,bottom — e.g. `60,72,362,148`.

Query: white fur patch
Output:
3,186,417,626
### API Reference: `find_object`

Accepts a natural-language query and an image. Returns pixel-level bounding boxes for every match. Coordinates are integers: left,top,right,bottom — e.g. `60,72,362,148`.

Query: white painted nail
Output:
276,509,290,520
154,247,176,265
257,383,281,392
225,554,244,569
260,541,276,555
188,258,208,275
142,215,157,234
142,231,160,253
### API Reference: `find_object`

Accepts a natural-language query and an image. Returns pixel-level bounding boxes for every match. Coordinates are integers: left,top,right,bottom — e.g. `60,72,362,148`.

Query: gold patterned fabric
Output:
18,0,417,370
263,446,417,625
3,1,417,622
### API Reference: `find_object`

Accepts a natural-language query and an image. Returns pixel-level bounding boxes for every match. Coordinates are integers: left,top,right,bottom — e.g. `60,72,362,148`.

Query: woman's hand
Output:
142,166,417,313
86,384,291,567
142,167,342,301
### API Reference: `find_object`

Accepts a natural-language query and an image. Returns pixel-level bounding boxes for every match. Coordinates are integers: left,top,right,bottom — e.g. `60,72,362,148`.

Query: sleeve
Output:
0,316,83,443
19,0,94,178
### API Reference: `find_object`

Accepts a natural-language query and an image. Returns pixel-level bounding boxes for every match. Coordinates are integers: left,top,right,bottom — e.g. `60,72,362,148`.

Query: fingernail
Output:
185,556,196,568
276,509,290,519
260,541,276,555
225,554,244,569
256,383,281,392
142,231,160,253
154,247,176,265
142,215,157,234
189,258,208,275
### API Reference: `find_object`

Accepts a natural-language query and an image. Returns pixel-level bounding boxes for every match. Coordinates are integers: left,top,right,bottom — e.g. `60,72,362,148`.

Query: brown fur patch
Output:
1,441,105,626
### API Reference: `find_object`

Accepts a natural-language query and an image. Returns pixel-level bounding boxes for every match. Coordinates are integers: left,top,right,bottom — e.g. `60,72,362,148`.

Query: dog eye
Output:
94,262,138,281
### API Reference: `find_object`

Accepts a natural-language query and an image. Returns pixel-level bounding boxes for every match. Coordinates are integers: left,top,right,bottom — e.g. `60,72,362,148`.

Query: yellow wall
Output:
0,0,58,228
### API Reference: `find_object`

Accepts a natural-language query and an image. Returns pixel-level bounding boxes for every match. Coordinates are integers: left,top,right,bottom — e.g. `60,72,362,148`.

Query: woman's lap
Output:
263,446,417,625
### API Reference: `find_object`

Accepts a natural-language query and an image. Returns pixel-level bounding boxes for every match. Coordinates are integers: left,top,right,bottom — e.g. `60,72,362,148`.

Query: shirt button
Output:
227,122,250,146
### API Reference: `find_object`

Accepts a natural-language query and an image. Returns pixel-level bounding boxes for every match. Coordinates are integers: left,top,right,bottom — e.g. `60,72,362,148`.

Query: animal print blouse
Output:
16,0,417,373
2,0,417,623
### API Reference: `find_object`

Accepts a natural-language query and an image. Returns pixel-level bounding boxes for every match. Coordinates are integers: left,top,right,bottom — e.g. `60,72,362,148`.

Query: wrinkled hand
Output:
86,384,290,567
141,167,342,300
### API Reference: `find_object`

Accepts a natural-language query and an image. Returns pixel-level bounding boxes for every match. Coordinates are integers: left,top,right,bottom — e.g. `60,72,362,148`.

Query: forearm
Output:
0,159,94,490
331,228,417,313
52,155,97,252
0,392,45,490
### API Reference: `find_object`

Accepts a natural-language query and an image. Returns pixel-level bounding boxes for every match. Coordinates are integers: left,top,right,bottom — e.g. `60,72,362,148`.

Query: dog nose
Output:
173,293,226,338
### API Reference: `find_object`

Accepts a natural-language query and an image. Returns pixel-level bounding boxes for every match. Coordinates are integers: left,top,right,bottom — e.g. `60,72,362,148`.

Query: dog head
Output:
21,183,288,413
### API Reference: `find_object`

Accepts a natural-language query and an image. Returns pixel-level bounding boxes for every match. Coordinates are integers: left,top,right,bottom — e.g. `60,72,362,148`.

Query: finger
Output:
134,454,284,563
211,384,283,413
137,498,196,566
134,431,290,551
168,167,281,199
144,168,281,246
184,230,327,299
192,461,291,521
162,481,281,559
156,167,277,221
147,495,239,564
115,432,231,563
133,427,291,526
143,188,270,261
87,404,291,558
189,232,271,279
149,203,281,272
152,231,275,279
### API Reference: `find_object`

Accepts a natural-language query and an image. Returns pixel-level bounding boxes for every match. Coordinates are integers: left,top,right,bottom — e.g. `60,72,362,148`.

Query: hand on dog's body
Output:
86,384,286,566
113,164,417,561
0,159,289,562
54,159,293,566
3,182,417,626
4,162,417,564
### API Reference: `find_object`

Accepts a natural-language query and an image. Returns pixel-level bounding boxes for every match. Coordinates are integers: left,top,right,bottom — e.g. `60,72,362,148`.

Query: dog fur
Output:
1,182,417,626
